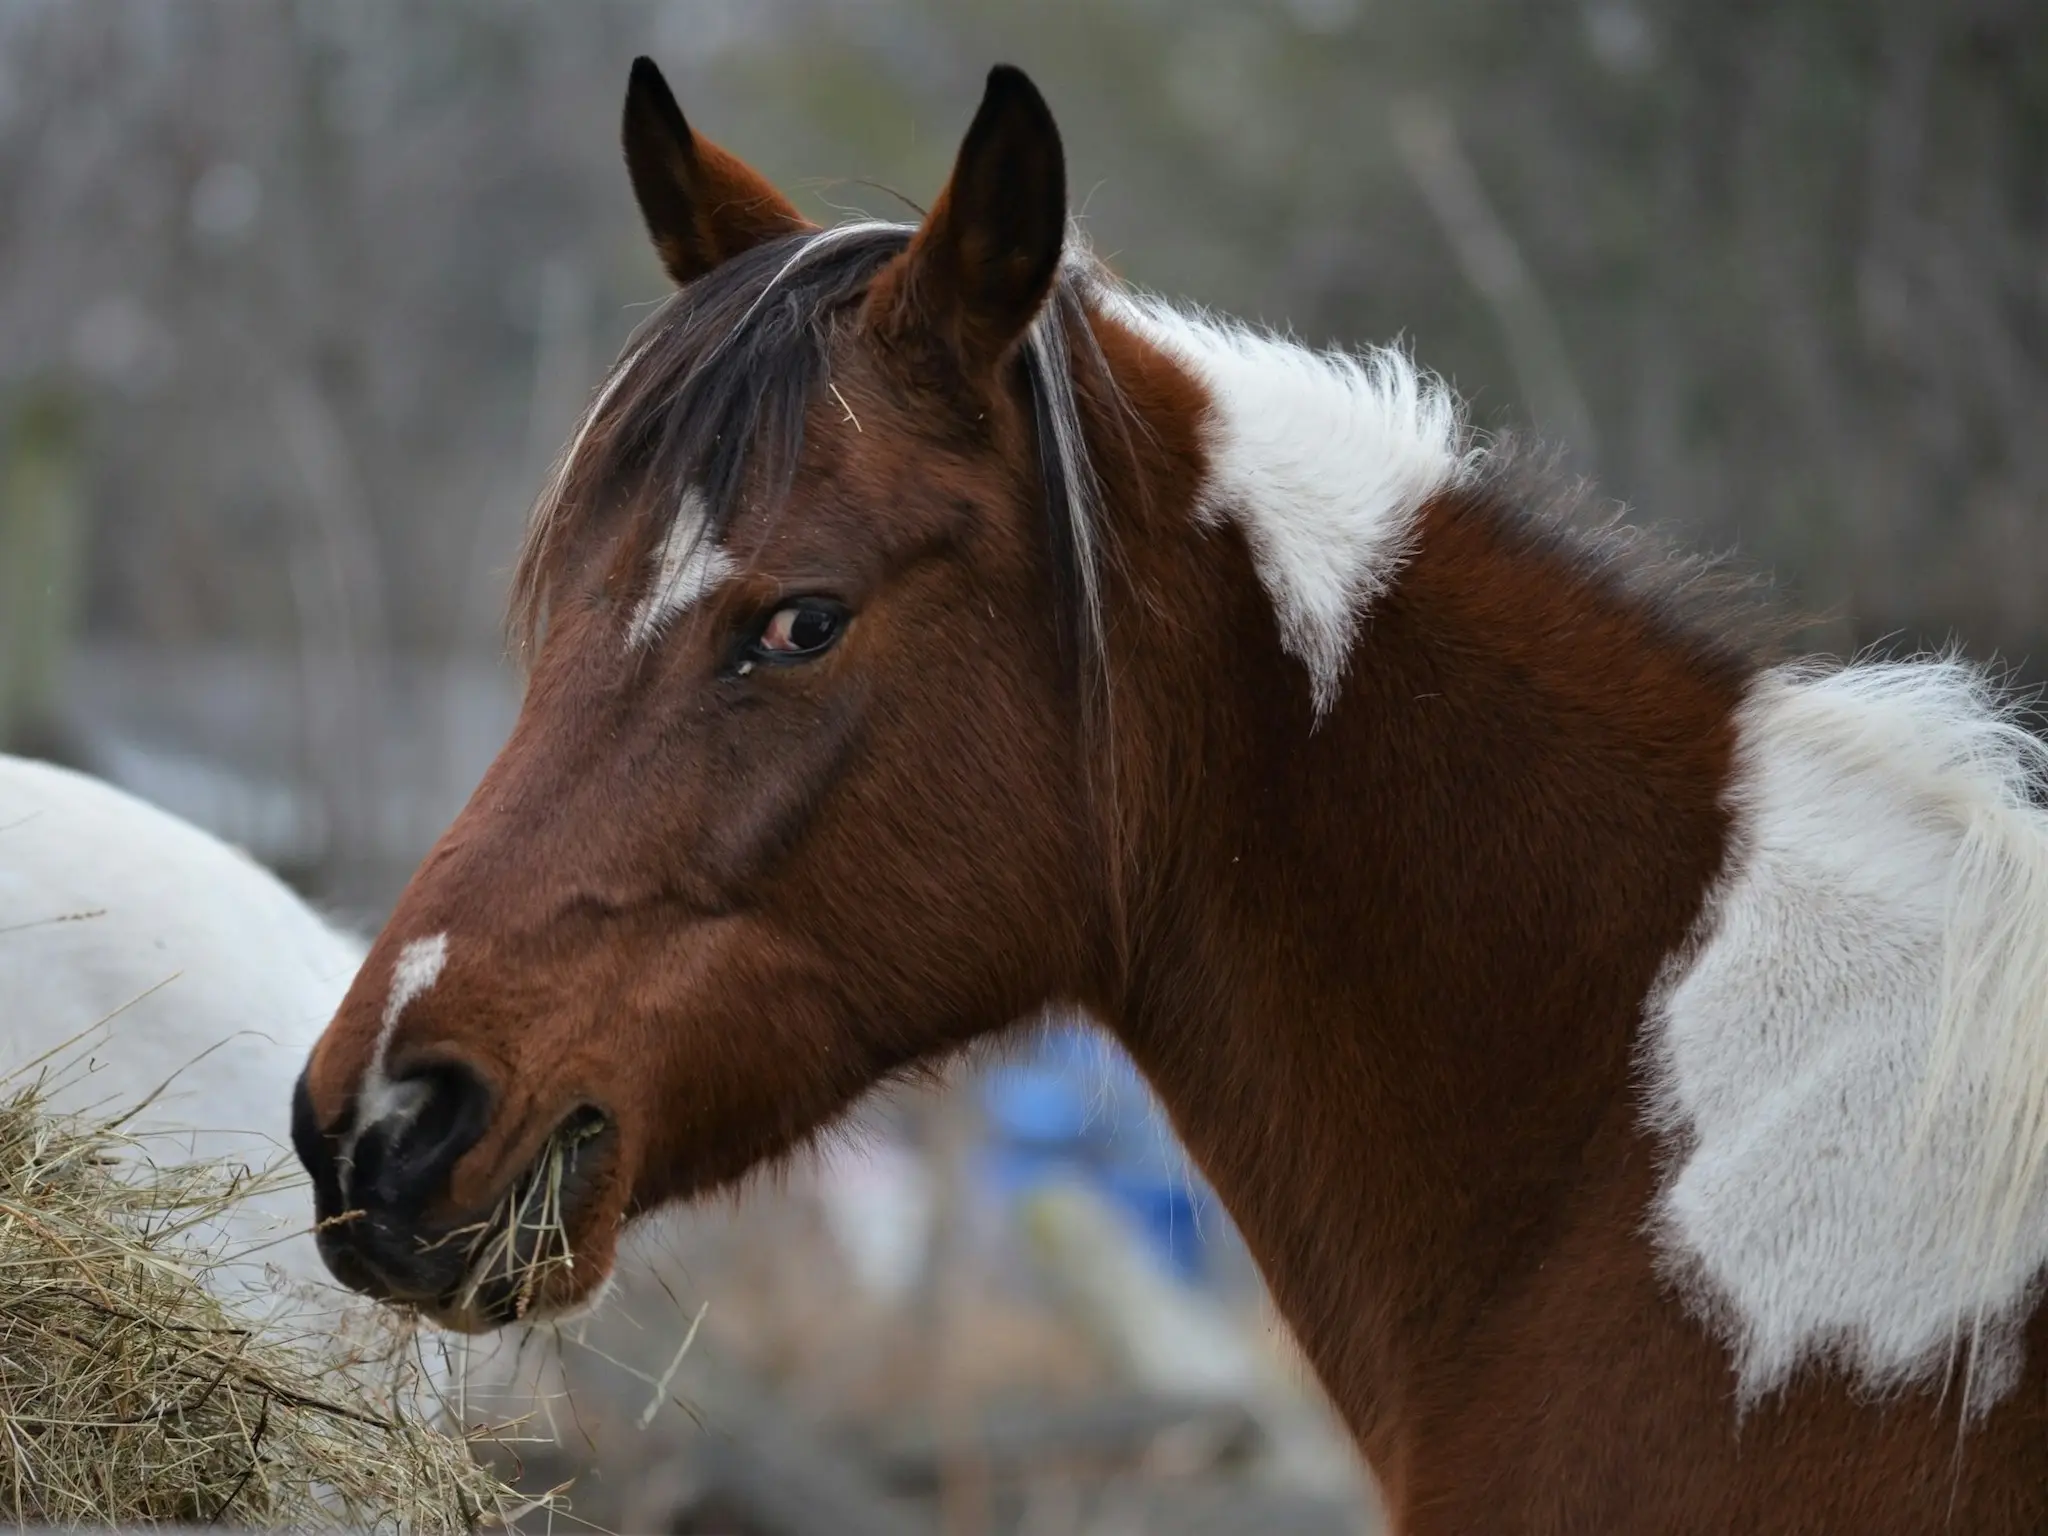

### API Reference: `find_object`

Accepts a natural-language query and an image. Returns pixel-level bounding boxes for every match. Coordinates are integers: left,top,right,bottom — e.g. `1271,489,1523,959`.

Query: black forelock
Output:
509,221,1113,705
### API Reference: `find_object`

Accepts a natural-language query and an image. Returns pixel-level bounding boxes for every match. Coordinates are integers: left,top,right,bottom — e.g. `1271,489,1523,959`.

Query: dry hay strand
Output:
450,1112,606,1325
0,1078,556,1530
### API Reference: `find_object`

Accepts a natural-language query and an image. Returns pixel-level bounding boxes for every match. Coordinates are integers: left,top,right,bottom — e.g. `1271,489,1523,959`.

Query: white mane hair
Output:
0,754,467,1403
1649,656,2048,1412
1098,284,1477,715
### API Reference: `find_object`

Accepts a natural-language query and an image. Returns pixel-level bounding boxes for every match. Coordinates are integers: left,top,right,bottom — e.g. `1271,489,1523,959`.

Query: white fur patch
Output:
1106,294,1472,714
1647,659,2048,1411
358,932,448,1129
626,489,733,648
384,933,448,1030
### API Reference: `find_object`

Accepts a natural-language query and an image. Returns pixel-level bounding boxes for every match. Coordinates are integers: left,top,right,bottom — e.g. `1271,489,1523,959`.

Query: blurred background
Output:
1,1,2043,1531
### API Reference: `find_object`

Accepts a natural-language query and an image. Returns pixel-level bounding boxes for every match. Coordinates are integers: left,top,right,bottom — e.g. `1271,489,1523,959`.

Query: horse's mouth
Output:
320,1107,616,1332
422,1106,615,1332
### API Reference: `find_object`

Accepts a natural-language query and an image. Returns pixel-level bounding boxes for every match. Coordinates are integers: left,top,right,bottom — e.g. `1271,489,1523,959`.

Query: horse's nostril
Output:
350,1060,495,1214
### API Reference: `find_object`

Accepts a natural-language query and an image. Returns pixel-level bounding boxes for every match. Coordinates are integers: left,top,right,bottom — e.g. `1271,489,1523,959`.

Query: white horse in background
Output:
0,754,475,1405
0,753,356,1285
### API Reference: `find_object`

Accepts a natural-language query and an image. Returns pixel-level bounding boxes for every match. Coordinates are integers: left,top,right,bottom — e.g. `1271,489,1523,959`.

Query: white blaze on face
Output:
357,932,449,1130
627,488,735,649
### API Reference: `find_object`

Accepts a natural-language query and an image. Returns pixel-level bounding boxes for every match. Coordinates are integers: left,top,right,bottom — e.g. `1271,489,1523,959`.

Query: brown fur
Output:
297,61,2048,1531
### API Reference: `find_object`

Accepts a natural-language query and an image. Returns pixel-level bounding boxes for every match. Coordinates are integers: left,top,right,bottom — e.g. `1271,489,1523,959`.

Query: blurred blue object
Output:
980,1022,1217,1282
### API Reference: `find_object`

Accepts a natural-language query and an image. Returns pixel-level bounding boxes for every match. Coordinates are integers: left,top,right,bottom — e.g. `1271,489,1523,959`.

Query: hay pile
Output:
0,1079,549,1529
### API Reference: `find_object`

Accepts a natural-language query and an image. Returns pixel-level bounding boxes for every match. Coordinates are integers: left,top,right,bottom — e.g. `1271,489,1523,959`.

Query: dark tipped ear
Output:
622,56,811,287
868,65,1067,372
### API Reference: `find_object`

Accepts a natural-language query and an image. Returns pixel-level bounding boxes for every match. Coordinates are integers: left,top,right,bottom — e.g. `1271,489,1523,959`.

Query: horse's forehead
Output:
733,413,994,554
606,347,1035,655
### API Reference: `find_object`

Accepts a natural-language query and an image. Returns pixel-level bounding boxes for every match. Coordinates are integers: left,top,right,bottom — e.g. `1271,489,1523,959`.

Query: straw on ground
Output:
0,1076,554,1530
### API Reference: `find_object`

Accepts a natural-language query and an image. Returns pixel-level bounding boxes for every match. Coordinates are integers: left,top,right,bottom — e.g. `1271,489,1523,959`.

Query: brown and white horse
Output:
296,59,2048,1531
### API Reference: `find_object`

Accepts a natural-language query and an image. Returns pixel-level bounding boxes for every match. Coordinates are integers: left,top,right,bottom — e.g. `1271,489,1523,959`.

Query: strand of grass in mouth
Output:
450,1118,603,1322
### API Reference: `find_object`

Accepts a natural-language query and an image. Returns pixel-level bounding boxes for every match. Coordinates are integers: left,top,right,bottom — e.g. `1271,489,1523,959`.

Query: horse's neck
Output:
1099,480,1746,1447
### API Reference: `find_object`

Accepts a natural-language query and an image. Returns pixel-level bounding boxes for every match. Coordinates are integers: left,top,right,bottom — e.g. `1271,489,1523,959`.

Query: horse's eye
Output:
746,599,847,664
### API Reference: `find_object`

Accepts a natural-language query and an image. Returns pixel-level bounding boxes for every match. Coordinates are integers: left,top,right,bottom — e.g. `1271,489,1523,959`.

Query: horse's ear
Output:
622,56,811,287
868,65,1067,374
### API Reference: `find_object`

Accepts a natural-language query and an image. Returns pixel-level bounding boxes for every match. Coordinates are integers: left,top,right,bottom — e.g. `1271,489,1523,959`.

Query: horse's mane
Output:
511,223,1775,700
1463,444,1784,676
509,221,1117,702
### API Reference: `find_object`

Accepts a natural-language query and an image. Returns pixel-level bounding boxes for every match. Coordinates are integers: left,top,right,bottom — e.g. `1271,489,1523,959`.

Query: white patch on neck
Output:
1646,659,2048,1412
1106,294,1472,714
358,932,448,1130
626,489,734,648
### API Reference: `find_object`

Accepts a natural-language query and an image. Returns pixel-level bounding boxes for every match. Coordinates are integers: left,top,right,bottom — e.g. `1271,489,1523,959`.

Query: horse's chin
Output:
417,1275,610,1334
415,1228,620,1333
